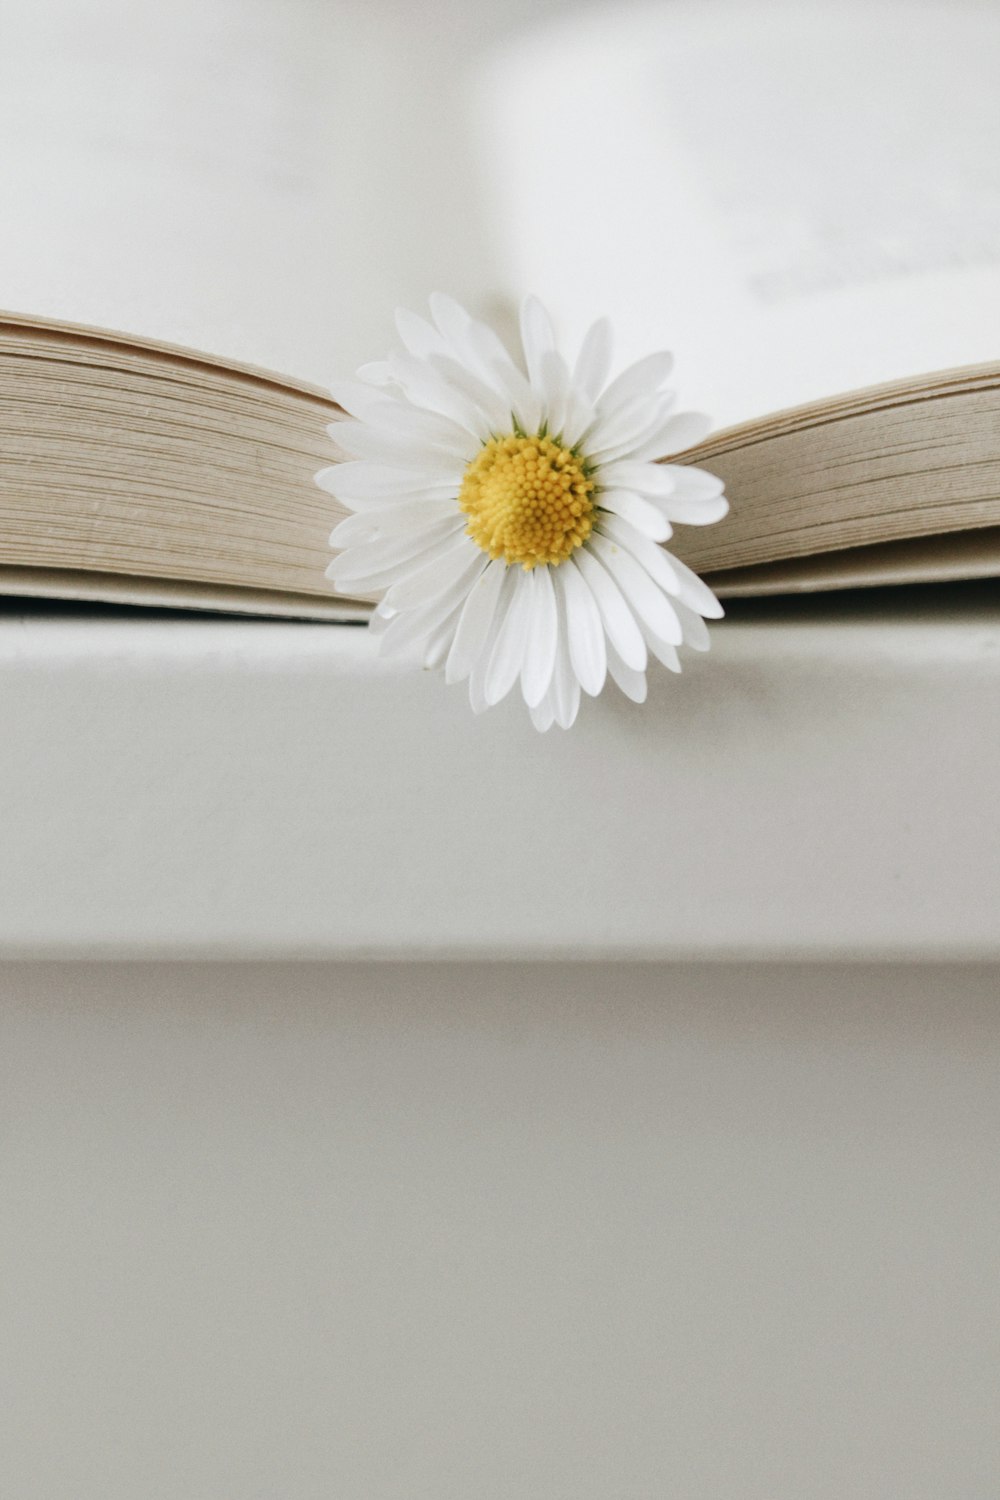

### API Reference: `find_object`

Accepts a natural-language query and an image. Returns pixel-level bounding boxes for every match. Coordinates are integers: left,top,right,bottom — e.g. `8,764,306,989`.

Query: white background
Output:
1,2,999,1492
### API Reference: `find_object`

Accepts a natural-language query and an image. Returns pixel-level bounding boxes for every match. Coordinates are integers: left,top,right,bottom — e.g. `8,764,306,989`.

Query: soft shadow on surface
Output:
1,959,997,1045
717,576,1000,625
1,576,998,628
0,597,370,626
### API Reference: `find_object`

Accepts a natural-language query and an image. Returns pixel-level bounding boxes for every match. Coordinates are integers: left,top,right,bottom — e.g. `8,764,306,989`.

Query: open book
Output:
2,0,999,616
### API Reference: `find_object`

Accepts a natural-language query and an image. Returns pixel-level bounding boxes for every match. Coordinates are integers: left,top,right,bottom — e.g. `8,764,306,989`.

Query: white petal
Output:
597,514,682,596
422,612,460,669
556,560,606,697
626,417,697,464
432,293,517,387
521,564,558,707
429,291,475,352
606,641,648,703
445,557,506,684
485,568,534,706
598,517,723,620
447,309,544,429
660,551,726,620
328,517,464,584
468,565,518,713
357,360,392,385
471,336,543,434
588,532,683,645
540,348,570,439
573,317,613,402
549,585,581,730
596,488,671,542
596,460,675,498
395,307,451,360
388,349,493,440
641,619,682,673
519,295,556,390
586,396,665,462
663,464,726,499
326,560,398,594
573,546,647,672
367,402,479,459
333,419,466,473
324,486,457,514
327,530,467,595
383,534,482,611
641,410,713,457
462,318,528,391
367,501,459,537
326,396,401,438
552,641,581,730
598,351,674,414
328,497,459,547
660,493,730,526
327,543,459,598
329,513,380,548
327,380,394,419
378,603,441,656
368,604,396,637
379,583,471,658
425,351,513,433
559,387,597,450
529,694,557,733
589,398,681,467
462,315,520,378
673,598,712,651
317,461,458,505
599,516,722,621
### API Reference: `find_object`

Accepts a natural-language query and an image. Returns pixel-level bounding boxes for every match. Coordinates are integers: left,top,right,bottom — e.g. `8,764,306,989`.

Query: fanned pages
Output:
2,312,1000,612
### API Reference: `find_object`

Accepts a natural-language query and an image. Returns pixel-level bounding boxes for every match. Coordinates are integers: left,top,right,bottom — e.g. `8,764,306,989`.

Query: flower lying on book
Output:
317,294,728,730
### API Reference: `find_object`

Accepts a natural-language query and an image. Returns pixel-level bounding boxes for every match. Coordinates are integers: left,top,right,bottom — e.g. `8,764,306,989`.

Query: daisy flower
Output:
317,294,728,731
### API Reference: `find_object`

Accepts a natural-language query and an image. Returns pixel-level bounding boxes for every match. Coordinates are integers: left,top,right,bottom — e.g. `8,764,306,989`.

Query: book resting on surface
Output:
2,311,1000,618
2,0,1000,616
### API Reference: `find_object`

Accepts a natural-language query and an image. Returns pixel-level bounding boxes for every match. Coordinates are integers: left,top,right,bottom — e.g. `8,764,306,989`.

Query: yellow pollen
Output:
458,434,595,568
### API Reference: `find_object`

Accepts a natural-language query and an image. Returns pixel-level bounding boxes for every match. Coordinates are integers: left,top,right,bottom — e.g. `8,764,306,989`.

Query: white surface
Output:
0,959,997,1498
2,591,1000,958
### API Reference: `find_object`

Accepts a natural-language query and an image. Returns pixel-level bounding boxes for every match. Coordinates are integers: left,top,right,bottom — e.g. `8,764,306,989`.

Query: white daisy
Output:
317,294,728,731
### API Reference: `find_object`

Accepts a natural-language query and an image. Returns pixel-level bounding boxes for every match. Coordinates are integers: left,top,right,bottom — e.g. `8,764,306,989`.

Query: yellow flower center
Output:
458,434,595,569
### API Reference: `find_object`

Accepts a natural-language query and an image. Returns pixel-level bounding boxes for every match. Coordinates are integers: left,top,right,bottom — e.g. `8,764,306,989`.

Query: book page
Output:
0,0,510,386
473,0,1000,427
4,0,999,425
